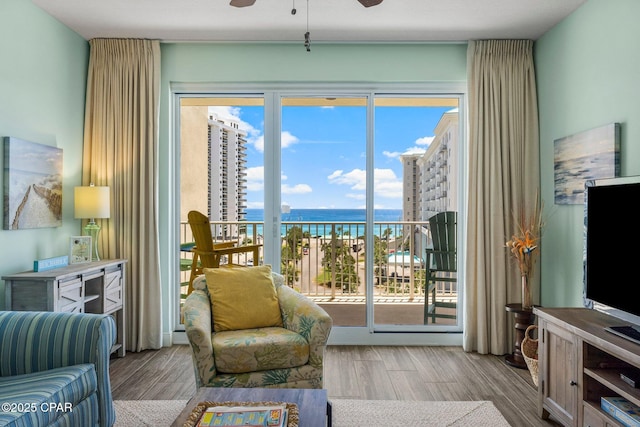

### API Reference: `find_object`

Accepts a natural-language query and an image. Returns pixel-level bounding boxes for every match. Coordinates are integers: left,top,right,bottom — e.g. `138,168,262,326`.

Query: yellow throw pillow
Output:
204,265,283,332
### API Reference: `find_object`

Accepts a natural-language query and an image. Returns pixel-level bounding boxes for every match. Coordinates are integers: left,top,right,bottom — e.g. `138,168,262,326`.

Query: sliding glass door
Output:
174,85,465,342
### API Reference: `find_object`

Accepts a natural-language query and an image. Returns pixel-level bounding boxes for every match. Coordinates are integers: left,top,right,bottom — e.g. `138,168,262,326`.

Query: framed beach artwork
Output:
3,137,63,230
554,123,620,205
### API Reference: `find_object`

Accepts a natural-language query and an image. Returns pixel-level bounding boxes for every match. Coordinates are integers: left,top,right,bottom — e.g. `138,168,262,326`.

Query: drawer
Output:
583,403,623,427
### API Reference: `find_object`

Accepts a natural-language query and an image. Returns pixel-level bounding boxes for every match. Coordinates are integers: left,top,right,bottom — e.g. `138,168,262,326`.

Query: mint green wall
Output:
8,0,626,337
0,0,89,306
535,0,640,307
158,42,467,338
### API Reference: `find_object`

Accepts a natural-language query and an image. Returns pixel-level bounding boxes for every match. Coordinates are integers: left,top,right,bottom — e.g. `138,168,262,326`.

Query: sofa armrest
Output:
277,286,333,368
183,289,216,387
0,311,116,427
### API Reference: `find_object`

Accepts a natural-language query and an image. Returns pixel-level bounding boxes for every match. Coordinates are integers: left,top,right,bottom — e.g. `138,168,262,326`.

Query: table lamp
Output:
74,184,110,261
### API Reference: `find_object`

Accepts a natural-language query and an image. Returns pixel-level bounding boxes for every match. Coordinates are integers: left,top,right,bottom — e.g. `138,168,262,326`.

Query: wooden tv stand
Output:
535,307,640,427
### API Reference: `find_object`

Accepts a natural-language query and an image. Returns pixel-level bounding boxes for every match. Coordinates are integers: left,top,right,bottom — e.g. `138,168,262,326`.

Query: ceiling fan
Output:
230,0,383,7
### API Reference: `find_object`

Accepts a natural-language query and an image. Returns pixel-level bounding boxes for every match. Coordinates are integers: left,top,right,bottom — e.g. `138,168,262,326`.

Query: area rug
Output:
114,400,188,426
114,398,511,426
330,399,511,426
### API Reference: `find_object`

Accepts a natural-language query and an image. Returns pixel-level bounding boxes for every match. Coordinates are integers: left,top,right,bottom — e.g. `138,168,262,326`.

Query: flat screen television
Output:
584,175,640,343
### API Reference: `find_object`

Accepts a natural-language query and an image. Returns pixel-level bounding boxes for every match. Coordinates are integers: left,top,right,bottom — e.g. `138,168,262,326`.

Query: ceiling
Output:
32,0,586,43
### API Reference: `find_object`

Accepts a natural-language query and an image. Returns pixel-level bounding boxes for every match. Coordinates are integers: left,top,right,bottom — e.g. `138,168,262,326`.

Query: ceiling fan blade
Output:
358,0,383,7
230,0,256,7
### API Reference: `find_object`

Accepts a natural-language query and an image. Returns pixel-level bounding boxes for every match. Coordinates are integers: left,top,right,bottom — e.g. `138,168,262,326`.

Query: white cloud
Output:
246,166,264,191
254,135,265,152
327,170,343,180
328,168,366,190
328,168,402,199
252,131,299,153
281,131,299,149
381,136,433,160
402,146,427,156
208,106,266,153
416,136,434,146
282,183,312,194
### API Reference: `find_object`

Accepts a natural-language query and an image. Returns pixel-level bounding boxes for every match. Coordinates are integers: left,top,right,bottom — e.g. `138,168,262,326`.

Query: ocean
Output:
245,208,402,222
244,208,403,237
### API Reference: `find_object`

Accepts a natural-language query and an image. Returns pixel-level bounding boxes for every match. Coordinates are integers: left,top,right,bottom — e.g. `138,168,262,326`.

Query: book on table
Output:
601,396,640,427
196,404,288,427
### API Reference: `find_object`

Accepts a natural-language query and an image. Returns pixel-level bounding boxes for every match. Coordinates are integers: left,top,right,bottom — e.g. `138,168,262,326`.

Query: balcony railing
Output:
179,220,457,305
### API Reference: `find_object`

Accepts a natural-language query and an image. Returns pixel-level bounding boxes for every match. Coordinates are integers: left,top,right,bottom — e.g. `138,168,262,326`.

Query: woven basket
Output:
522,324,539,386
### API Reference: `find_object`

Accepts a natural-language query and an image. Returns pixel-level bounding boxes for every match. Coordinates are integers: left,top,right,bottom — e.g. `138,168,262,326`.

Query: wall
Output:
0,0,89,306
535,0,640,307
158,42,468,341
4,0,620,337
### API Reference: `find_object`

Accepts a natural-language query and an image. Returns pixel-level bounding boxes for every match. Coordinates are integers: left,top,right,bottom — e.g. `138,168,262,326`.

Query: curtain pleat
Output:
464,40,540,354
83,38,162,351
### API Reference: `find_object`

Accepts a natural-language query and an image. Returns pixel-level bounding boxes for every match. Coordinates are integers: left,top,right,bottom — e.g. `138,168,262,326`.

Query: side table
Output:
505,303,537,369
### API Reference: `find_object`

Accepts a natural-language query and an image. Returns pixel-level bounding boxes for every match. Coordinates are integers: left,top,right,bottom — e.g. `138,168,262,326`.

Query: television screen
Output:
585,176,640,323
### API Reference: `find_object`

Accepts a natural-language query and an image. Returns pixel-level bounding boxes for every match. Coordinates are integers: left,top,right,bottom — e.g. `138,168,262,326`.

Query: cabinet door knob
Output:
570,380,577,386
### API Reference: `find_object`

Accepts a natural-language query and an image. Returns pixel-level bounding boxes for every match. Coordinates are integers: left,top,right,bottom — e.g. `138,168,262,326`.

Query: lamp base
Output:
84,222,102,261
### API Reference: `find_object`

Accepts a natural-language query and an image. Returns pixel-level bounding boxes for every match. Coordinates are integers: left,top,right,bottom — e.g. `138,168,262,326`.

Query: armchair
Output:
0,311,116,427
183,267,332,389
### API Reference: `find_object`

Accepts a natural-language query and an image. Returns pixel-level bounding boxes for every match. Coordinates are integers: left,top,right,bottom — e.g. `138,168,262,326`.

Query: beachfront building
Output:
208,116,248,239
417,108,459,221
180,105,248,239
401,155,421,223
401,108,459,255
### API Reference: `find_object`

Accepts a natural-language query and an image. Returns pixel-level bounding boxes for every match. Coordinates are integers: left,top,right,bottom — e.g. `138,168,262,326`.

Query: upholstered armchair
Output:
183,266,332,389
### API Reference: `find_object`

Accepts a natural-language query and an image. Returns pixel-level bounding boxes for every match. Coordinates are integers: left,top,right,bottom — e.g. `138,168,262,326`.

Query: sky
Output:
208,103,451,210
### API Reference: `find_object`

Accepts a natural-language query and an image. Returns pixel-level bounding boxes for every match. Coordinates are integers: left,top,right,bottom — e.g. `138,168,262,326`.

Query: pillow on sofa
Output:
204,265,283,332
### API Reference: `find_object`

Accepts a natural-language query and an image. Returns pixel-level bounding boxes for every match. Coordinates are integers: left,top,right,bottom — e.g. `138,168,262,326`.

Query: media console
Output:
535,307,640,427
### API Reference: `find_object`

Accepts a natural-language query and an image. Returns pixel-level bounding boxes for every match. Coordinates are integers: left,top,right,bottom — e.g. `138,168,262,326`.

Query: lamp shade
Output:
74,186,110,219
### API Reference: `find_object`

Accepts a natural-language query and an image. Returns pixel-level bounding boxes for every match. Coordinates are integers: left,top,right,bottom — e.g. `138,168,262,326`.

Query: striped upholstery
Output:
0,365,98,427
0,311,116,427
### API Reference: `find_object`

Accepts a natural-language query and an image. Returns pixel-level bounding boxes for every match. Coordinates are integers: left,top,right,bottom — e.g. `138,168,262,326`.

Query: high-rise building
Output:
417,108,458,221
401,108,459,256
401,108,459,222
207,115,248,238
180,105,248,239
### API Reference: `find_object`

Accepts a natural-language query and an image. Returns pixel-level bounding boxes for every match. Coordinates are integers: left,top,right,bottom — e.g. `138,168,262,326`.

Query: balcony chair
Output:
424,211,457,324
182,265,333,389
187,210,262,294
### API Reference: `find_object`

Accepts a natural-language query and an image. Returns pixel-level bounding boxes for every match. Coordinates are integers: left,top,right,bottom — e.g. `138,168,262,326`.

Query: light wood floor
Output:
109,345,561,426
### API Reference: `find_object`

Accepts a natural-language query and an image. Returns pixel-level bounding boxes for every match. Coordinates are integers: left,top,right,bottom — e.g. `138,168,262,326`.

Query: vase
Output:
521,274,532,310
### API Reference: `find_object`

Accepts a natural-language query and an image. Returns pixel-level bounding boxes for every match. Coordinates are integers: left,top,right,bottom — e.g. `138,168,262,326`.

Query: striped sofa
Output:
0,311,116,427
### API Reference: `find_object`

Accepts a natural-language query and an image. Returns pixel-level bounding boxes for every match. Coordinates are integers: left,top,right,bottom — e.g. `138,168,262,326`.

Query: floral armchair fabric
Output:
183,272,332,389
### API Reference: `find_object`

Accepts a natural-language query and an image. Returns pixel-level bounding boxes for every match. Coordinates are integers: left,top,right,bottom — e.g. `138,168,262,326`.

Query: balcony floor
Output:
316,297,457,327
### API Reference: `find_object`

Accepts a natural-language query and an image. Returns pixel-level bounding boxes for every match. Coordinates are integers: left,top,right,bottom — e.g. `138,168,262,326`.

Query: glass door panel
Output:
178,96,265,324
281,96,367,327
373,96,460,328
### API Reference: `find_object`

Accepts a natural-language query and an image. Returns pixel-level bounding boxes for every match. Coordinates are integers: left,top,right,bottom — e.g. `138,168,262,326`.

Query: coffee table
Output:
171,387,331,427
